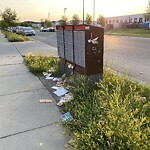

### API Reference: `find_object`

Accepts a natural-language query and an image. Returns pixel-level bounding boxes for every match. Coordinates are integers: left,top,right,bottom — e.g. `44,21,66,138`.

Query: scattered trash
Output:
68,64,74,69
45,76,53,80
43,72,48,76
56,81,64,87
57,93,73,106
61,74,66,80
48,68,55,73
39,99,53,103
53,88,68,97
60,112,73,124
53,78,62,82
51,86,62,90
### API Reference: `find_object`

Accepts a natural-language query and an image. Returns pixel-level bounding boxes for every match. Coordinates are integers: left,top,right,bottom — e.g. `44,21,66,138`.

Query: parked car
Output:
47,27,55,32
40,27,48,32
11,27,17,33
16,26,24,34
21,27,35,36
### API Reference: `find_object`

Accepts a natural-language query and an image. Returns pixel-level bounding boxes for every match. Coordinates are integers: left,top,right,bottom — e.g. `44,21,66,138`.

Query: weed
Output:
24,53,59,75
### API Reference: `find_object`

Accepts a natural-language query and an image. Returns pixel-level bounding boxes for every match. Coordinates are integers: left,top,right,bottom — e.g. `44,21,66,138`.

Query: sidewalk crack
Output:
0,121,59,140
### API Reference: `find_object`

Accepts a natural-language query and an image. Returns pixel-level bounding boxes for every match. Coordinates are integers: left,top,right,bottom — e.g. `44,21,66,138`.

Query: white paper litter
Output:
43,72,48,76
57,93,73,106
51,86,62,90
53,88,68,96
53,78,62,82
40,99,53,103
46,76,53,80
48,68,55,72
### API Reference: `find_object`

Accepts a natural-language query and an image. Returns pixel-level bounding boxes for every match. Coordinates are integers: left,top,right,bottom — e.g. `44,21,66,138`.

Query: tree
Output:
60,15,68,26
45,19,52,27
97,15,105,26
71,14,80,25
85,14,92,25
0,7,18,27
145,0,150,21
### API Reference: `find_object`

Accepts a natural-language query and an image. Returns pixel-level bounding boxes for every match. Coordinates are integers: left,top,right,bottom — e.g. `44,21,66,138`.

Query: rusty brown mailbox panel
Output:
56,25,104,76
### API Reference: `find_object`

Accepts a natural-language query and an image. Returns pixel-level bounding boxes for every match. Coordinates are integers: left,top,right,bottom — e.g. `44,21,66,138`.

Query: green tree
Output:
0,7,18,27
45,19,52,27
97,15,105,26
60,15,68,26
145,0,150,21
85,14,92,25
71,14,80,25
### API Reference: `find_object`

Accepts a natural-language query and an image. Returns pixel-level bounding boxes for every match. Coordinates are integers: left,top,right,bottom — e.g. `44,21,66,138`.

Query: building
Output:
105,13,148,29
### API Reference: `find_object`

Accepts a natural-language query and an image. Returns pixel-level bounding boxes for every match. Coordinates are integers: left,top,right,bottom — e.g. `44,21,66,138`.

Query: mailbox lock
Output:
92,47,97,51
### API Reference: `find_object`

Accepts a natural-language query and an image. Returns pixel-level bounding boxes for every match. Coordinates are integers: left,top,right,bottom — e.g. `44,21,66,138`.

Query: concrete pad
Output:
0,64,29,76
0,124,68,150
0,89,62,138
0,56,23,65
0,43,23,65
13,41,58,57
0,73,45,96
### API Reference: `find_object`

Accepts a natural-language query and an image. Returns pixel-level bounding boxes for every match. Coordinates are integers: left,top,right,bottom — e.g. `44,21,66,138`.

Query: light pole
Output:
93,0,95,25
83,0,84,24
48,13,50,20
64,8,67,16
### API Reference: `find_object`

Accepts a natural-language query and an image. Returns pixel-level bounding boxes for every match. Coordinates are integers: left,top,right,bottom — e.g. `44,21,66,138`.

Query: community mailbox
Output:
56,24,104,78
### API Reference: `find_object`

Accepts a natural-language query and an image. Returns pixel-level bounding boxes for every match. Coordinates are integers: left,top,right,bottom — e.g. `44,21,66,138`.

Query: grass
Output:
2,31,30,42
105,29,150,38
24,53,150,149
24,53,59,76
63,71,150,150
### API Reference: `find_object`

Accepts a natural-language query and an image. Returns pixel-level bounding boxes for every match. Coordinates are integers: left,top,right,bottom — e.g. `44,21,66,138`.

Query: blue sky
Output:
0,0,148,21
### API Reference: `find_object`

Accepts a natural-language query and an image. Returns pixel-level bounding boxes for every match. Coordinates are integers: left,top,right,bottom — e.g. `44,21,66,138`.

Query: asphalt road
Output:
32,31,150,85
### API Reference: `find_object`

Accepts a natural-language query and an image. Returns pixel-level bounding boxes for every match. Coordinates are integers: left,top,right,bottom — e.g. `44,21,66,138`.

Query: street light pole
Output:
48,13,50,20
83,0,84,24
64,8,67,16
93,0,95,25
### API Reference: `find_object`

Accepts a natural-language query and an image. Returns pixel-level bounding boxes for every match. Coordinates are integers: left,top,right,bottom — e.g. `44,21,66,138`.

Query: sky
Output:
0,0,149,22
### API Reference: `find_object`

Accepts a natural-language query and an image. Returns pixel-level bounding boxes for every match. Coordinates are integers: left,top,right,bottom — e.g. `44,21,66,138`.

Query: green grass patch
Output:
63,71,150,150
24,53,59,75
2,31,30,42
105,29,150,38
23,54,150,149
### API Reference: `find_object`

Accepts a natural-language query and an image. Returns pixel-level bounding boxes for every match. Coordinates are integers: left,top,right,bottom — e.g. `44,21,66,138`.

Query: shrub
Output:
2,31,29,42
63,70,150,150
24,53,59,74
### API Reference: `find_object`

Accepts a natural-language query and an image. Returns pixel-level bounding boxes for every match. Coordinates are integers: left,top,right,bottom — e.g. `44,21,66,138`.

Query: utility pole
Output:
83,0,84,24
93,0,95,25
64,8,67,16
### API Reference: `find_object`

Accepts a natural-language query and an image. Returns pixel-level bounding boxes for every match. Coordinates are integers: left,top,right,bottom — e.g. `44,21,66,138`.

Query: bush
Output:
63,70,150,150
24,53,59,74
2,31,29,42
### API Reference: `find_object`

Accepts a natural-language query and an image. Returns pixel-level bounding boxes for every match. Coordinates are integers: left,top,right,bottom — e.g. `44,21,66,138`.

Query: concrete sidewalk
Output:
0,32,69,150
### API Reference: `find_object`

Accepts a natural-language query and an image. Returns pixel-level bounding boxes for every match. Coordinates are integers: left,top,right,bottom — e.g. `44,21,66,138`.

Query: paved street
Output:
0,32,68,150
32,31,150,86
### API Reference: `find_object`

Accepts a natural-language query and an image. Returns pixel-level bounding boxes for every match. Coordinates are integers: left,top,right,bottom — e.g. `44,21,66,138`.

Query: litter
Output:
45,76,53,80
51,86,61,90
53,78,62,82
68,64,74,69
56,81,64,87
60,112,73,124
43,72,48,76
48,68,55,73
61,74,66,80
39,99,53,103
53,88,68,97
57,93,73,106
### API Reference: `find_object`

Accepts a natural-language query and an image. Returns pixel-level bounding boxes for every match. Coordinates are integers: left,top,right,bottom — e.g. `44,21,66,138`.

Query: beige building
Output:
105,14,147,29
